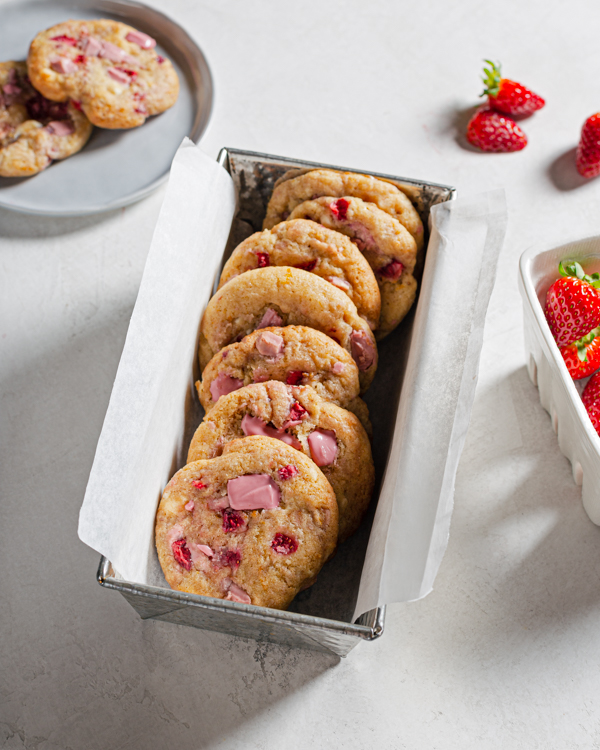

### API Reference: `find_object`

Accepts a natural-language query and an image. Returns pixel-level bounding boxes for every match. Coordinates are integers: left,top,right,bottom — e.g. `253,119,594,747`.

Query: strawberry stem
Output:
481,59,501,98
559,260,600,287
575,326,600,362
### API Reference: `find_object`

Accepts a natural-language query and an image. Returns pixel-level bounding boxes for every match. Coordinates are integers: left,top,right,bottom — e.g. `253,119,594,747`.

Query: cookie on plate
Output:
187,381,375,541
27,19,179,129
156,435,339,610
219,219,381,331
289,197,418,339
199,266,378,390
263,168,424,251
0,61,92,177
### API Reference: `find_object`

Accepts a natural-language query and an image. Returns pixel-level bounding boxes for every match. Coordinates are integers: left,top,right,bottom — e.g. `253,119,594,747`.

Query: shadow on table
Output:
0,202,120,239
547,146,590,191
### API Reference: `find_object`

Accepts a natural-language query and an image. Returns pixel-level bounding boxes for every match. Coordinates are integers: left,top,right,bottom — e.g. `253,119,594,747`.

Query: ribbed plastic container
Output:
518,237,600,524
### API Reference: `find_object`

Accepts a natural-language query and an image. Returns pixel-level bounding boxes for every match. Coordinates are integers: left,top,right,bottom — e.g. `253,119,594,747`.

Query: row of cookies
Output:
155,167,424,610
1,19,178,176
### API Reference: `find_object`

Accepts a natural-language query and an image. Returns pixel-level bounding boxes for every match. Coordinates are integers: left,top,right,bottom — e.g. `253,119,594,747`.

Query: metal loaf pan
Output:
519,238,600,525
98,148,456,657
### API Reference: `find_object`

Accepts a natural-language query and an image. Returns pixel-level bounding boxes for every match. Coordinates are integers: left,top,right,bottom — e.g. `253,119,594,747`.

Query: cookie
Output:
0,61,92,177
155,435,339,610
219,219,381,331
187,381,375,542
27,20,179,129
199,266,378,390
263,168,424,251
289,197,418,339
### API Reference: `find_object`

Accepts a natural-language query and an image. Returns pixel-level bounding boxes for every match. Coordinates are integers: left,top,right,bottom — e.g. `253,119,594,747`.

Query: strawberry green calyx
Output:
576,327,600,362
481,60,502,98
559,260,600,288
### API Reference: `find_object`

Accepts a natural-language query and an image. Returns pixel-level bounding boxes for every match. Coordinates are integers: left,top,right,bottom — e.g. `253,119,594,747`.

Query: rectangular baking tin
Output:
97,148,456,657
519,237,600,525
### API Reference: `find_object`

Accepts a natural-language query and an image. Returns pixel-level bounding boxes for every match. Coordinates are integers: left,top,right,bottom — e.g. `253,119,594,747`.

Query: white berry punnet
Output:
155,436,339,610
198,266,378,391
187,381,375,541
27,19,179,129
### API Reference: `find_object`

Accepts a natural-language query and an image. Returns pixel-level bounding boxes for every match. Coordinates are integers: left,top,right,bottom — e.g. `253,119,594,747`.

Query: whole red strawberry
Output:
544,261,600,346
481,60,545,116
560,328,600,379
576,114,600,178
582,372,600,435
466,107,527,152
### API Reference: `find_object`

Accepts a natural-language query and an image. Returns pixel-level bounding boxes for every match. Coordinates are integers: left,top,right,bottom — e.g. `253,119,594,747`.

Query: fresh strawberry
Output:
560,328,600,379
481,60,545,117
544,261,600,346
576,114,600,178
466,108,527,152
582,372,600,435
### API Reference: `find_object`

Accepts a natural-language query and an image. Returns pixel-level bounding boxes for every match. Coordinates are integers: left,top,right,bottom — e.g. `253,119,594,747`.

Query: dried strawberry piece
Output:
285,402,307,426
295,260,317,272
157,55,165,64
329,198,350,220
278,464,298,480
256,252,270,268
71,100,82,111
74,55,87,64
271,533,298,555
213,549,241,569
378,259,404,282
50,35,78,45
286,370,304,386
172,539,192,570
192,480,206,489
222,508,247,533
25,93,69,123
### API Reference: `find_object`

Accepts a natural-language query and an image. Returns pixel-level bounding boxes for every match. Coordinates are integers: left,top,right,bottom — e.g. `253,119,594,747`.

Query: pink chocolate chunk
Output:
184,499,195,512
50,56,78,74
188,542,213,568
45,120,75,136
99,40,136,64
241,414,302,450
107,67,131,84
125,30,157,49
256,308,283,329
350,330,376,371
3,83,21,96
326,276,351,291
307,429,338,466
332,361,345,374
210,372,244,402
81,36,103,56
255,331,284,358
227,474,281,510
226,582,251,604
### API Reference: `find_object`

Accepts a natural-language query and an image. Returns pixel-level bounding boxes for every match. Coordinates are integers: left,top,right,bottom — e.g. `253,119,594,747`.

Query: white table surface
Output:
2,0,600,747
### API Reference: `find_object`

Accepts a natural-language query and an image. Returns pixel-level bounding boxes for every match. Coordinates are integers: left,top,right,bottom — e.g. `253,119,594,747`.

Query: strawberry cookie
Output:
198,266,378,390
219,219,381,331
0,61,92,176
289,197,418,339
27,19,179,129
187,381,374,541
263,168,424,251
155,435,338,610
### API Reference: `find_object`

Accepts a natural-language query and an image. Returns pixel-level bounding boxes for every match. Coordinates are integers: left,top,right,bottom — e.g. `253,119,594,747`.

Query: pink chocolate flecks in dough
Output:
329,198,350,220
50,56,78,74
379,259,404,282
307,429,338,467
350,330,376,371
184,499,195,512
45,120,75,136
255,331,284,358
256,308,283,329
326,276,351,291
332,361,345,374
107,67,131,84
227,474,281,510
125,30,157,49
241,414,302,450
226,582,251,604
208,496,230,511
210,372,244,402
278,464,299,480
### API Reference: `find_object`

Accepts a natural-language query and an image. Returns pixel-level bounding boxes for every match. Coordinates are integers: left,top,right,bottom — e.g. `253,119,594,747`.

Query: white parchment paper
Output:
78,139,236,584
353,190,507,618
79,139,507,617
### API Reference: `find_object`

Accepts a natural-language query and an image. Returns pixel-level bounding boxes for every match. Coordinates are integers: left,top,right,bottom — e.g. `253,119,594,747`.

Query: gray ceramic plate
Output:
0,0,213,216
